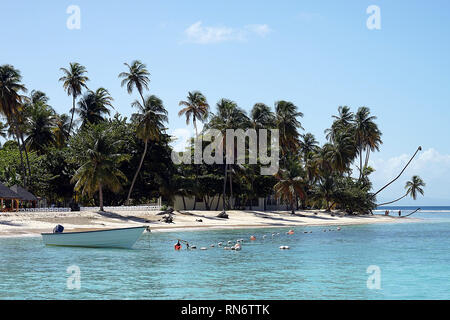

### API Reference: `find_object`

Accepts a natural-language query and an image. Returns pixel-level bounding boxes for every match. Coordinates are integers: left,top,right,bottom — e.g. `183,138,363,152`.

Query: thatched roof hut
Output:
0,182,20,200
10,185,38,202
0,182,21,212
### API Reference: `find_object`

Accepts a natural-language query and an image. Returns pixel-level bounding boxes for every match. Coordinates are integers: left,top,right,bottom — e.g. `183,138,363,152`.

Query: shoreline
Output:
0,209,419,239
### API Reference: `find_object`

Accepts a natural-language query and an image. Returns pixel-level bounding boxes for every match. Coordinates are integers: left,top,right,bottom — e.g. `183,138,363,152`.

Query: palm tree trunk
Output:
182,195,186,210
99,183,104,211
139,90,145,106
126,139,149,205
377,193,408,207
373,146,422,197
19,132,32,185
222,163,228,211
359,147,363,180
215,194,221,210
69,95,76,134
229,168,233,209
11,118,27,187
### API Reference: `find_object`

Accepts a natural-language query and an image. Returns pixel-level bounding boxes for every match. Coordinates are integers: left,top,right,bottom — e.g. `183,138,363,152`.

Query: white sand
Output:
0,209,417,238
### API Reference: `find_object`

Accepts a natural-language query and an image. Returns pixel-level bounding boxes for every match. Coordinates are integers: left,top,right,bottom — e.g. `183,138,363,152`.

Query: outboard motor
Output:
53,224,64,233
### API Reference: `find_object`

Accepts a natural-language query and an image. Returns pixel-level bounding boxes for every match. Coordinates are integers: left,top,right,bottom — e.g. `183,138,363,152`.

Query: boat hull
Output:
41,226,147,249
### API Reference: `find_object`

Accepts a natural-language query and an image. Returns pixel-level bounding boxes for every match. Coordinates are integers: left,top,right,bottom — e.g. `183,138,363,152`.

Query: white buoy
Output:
218,242,223,246
279,246,290,250
200,247,207,250
210,244,215,247
191,245,197,249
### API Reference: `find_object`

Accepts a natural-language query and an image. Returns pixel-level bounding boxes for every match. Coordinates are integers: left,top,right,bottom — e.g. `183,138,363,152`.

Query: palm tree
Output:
76,88,113,128
59,63,89,134
178,91,210,138
118,60,150,105
274,160,306,215
325,106,354,143
0,64,28,185
324,130,357,174
373,146,422,197
250,103,276,130
71,128,127,211
24,102,56,154
53,114,71,148
377,176,425,206
275,100,303,157
206,98,250,213
126,95,168,204
353,107,380,179
300,133,319,162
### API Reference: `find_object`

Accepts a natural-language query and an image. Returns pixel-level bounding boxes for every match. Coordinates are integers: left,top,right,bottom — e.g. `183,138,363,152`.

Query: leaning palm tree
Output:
0,64,28,185
377,176,425,206
76,88,113,128
126,95,168,204
71,128,127,211
325,106,354,143
59,63,89,134
178,91,210,138
118,60,150,105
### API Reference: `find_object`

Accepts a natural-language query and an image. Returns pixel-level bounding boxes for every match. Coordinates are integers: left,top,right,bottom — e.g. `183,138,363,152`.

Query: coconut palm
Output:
300,133,319,162
126,95,168,204
118,60,150,105
274,160,306,215
325,106,354,143
76,88,113,128
250,103,276,130
178,91,210,138
59,63,89,134
53,113,71,148
0,64,28,185
71,128,127,211
275,100,303,157
377,176,425,206
24,102,56,154
206,98,250,212
353,107,380,179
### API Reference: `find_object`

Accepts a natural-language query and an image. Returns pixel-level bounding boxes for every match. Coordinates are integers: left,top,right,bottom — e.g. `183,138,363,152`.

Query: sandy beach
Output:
0,209,417,238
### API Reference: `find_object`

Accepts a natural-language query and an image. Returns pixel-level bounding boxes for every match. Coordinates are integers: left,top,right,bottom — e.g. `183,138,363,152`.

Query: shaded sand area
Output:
0,209,418,238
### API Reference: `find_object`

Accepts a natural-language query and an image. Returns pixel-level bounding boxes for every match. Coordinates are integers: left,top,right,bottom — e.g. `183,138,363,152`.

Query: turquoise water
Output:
1,208,449,299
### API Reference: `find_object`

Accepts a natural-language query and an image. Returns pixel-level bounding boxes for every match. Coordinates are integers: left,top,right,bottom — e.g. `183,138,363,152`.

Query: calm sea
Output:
0,206,449,299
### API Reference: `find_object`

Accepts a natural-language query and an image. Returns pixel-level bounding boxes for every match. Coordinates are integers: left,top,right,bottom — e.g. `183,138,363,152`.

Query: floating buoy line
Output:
170,227,342,251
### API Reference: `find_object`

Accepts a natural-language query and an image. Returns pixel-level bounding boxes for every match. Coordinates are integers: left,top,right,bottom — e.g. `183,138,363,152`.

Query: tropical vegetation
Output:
0,62,425,213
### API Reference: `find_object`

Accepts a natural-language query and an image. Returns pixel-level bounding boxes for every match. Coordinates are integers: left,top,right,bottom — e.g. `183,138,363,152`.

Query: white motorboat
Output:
41,226,147,249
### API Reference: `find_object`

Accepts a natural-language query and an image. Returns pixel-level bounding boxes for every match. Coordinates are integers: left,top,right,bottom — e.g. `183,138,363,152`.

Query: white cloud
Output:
369,148,450,204
183,21,271,44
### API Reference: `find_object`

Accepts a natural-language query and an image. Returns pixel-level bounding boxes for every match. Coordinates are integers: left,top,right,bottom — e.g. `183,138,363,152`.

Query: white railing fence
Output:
18,205,161,212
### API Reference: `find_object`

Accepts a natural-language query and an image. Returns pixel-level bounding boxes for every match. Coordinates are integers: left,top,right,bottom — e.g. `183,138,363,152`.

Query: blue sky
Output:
1,0,450,204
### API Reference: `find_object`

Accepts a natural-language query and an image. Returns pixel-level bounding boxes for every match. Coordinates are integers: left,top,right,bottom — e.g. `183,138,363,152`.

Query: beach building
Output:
10,185,38,208
173,195,290,211
0,182,21,212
